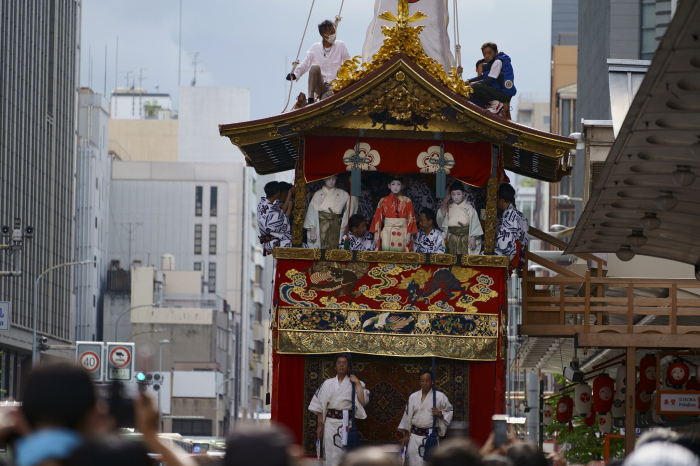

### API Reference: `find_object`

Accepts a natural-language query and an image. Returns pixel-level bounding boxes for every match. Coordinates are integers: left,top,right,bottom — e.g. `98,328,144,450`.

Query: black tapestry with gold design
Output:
302,354,467,455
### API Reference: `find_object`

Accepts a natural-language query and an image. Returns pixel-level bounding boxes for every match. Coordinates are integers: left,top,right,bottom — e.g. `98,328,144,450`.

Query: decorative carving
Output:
395,71,406,82
350,79,399,108
325,249,354,262
483,177,499,254
273,247,322,261
356,84,449,129
466,255,509,268
514,135,575,159
357,251,424,264
430,253,457,265
331,15,472,100
455,114,507,141
290,109,345,133
292,148,307,246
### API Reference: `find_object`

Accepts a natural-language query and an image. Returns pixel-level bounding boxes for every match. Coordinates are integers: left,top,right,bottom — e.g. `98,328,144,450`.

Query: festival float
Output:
219,0,574,451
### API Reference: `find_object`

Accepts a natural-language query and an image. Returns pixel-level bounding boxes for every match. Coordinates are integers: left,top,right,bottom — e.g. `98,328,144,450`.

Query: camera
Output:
564,360,584,383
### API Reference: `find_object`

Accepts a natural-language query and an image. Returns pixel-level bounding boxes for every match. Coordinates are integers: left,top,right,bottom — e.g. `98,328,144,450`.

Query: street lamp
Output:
128,328,165,341
33,260,94,368
114,303,157,341
158,339,170,433
216,376,235,438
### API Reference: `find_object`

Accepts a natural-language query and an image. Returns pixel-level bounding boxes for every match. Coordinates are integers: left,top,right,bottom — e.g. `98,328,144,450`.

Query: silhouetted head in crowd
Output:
506,442,548,466
66,436,154,466
340,446,400,466
428,438,482,466
676,434,700,460
22,363,97,433
636,428,679,448
497,183,516,212
482,454,515,466
224,425,296,466
624,441,700,466
278,182,293,201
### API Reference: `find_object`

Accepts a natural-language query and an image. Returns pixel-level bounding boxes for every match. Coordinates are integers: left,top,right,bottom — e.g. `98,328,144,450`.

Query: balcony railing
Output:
519,228,700,348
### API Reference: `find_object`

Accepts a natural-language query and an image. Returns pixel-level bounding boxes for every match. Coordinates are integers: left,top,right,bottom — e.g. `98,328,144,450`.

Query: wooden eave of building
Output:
219,54,575,182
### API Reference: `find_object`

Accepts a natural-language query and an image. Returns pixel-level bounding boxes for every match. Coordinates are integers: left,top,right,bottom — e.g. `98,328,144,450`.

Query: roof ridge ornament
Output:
331,0,471,100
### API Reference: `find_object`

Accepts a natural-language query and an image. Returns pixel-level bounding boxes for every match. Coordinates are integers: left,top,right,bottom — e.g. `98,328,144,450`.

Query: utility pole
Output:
138,68,148,118
191,52,201,87
121,223,143,269
178,0,183,88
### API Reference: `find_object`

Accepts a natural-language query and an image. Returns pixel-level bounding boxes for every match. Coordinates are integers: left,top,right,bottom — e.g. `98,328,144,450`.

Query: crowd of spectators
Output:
0,363,699,466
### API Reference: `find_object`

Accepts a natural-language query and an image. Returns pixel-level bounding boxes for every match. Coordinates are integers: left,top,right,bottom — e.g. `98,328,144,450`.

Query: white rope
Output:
334,0,345,30
281,0,317,113
453,0,461,71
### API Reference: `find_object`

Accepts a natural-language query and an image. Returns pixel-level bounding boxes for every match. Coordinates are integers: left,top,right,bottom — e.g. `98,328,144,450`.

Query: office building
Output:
0,0,81,394
75,88,113,341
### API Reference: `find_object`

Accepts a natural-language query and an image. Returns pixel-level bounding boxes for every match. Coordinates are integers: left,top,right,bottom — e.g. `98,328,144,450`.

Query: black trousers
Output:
470,83,511,106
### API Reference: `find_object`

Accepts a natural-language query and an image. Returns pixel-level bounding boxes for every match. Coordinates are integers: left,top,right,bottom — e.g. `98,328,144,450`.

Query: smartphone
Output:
492,414,508,449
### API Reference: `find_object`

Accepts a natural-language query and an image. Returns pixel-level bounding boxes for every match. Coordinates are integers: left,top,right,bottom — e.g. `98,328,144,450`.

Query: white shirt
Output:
296,41,351,84
488,60,503,79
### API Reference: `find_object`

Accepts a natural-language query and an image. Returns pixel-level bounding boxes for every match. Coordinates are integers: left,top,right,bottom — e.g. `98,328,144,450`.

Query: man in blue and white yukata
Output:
494,183,529,268
413,209,445,254
257,181,293,256
339,214,376,251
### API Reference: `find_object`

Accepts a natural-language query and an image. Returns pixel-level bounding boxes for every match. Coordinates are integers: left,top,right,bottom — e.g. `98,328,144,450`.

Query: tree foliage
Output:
543,375,624,463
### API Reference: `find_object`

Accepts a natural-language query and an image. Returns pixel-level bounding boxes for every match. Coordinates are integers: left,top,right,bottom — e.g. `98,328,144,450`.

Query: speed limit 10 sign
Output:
76,342,104,382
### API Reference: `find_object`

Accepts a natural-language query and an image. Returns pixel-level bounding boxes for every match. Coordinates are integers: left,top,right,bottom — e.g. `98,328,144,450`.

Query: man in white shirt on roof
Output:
286,20,351,106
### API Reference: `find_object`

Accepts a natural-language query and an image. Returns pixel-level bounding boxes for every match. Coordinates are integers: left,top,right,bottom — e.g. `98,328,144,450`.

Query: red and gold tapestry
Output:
274,259,506,361
304,136,494,187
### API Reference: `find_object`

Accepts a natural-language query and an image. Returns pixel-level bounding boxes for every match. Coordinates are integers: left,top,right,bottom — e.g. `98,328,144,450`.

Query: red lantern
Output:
667,360,690,386
686,378,700,391
635,385,652,413
584,406,596,427
592,374,615,414
556,395,574,423
639,354,657,392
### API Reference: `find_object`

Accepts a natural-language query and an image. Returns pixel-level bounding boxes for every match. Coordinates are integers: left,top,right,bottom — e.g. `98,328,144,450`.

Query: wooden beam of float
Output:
575,332,700,349
483,144,500,255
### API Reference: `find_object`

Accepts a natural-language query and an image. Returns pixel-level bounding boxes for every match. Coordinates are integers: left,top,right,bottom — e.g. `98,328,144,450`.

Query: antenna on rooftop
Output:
190,52,202,87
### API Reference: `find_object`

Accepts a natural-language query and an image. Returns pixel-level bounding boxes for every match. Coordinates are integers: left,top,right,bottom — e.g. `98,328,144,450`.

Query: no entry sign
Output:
106,343,135,381
76,342,104,382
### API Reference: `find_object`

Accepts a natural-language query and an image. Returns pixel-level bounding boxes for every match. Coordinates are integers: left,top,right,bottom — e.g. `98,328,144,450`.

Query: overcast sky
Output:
80,0,552,121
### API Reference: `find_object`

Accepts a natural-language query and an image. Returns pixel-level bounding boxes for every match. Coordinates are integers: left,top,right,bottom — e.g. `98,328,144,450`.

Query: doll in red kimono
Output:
370,177,418,252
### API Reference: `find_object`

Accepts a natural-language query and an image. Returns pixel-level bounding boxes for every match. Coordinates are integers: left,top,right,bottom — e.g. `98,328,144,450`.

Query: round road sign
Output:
109,346,131,368
80,351,100,373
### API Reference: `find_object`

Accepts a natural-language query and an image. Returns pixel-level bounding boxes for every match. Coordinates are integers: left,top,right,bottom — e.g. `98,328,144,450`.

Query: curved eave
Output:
565,0,700,266
219,53,575,179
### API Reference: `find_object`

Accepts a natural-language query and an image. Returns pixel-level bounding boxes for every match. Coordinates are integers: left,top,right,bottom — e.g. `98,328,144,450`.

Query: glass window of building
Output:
194,225,202,254
195,186,203,216
194,262,202,271
209,225,217,255
208,262,217,293
640,0,657,60
210,186,218,217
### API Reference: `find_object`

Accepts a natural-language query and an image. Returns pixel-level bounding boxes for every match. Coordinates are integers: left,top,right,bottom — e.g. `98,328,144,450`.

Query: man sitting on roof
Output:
464,42,517,115
258,181,293,256
494,183,529,269
286,20,351,107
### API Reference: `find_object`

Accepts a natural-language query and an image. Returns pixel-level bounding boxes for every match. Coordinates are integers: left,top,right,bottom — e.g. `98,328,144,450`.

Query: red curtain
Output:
469,362,498,445
271,353,306,445
304,136,493,187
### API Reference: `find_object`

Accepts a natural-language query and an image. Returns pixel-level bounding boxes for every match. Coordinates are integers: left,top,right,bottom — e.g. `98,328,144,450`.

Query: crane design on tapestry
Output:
378,0,427,27
362,312,415,331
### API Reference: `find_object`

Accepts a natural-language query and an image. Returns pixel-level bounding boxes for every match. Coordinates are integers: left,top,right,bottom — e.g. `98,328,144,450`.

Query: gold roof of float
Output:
218,1,575,182
332,0,471,100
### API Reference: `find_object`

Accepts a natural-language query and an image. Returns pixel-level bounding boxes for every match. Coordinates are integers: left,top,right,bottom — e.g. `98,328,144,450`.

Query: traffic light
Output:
136,372,163,391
